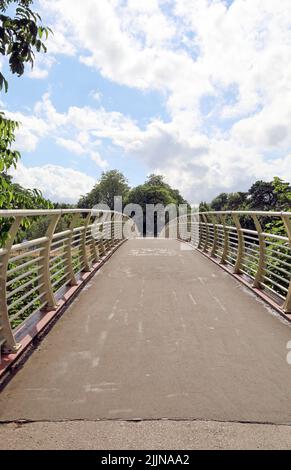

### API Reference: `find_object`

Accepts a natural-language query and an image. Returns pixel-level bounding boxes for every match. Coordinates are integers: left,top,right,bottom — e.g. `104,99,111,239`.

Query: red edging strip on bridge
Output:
0,240,127,382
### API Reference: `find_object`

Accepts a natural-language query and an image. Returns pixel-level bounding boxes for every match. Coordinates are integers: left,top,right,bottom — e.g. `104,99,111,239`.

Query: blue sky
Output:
2,0,291,204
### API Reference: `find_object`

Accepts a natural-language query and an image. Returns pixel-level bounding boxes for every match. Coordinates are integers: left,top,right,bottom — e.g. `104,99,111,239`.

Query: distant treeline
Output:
199,177,291,213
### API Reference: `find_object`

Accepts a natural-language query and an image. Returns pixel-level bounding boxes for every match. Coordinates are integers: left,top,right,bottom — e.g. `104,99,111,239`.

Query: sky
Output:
1,0,291,204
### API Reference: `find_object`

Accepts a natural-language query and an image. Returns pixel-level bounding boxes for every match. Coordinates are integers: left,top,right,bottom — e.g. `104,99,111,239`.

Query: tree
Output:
210,192,228,211
78,170,130,210
77,185,101,209
227,192,248,211
0,0,51,90
126,174,188,235
199,201,210,212
126,174,187,208
0,0,51,209
146,174,187,205
0,1,51,243
272,177,291,211
248,180,277,211
99,170,129,209
201,177,291,234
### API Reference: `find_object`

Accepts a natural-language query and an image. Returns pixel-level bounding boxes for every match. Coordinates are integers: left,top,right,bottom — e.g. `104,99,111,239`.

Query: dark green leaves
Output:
0,0,51,86
0,72,8,91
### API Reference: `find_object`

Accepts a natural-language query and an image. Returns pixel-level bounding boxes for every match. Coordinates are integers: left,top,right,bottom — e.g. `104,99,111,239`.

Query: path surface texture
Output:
1,238,291,449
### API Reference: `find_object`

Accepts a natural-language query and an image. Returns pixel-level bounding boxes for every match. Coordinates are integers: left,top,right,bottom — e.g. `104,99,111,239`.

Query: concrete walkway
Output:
1,239,291,448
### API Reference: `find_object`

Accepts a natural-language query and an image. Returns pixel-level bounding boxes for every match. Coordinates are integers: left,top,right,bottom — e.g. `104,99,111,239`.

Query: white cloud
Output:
56,137,86,155
90,151,108,169
10,163,95,203
10,0,291,202
90,90,102,102
27,55,56,79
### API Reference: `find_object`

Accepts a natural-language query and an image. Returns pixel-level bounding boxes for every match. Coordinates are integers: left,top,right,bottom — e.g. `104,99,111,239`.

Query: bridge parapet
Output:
167,211,291,315
0,209,135,355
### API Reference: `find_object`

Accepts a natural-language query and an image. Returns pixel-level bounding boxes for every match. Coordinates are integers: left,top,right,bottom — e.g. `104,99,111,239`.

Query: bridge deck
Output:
1,238,291,425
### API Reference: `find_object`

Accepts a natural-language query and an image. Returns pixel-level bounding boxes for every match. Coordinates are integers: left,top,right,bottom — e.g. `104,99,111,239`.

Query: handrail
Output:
166,210,291,314
0,209,124,217
0,209,135,354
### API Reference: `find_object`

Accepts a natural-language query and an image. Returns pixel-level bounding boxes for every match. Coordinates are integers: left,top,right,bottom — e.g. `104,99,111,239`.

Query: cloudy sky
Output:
2,0,291,204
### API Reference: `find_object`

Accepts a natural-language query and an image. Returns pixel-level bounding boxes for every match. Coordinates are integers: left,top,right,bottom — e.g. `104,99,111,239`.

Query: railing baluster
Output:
197,214,203,249
282,214,291,313
64,214,78,286
232,213,245,274
0,216,23,352
110,212,116,247
98,221,106,256
202,214,209,252
39,214,61,309
80,213,91,273
210,214,218,257
251,215,266,289
220,215,229,265
89,215,99,264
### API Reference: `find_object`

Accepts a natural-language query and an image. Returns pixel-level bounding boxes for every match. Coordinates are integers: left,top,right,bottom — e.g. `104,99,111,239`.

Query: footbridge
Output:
0,209,291,449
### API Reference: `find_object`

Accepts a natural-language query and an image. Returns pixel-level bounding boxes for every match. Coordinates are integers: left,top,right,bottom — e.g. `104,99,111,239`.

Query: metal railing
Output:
0,209,134,355
1,209,290,356
168,211,291,314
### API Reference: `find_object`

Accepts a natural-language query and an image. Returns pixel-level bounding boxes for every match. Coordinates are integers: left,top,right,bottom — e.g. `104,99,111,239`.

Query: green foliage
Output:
126,174,187,208
126,174,188,236
205,177,291,298
0,0,52,244
0,112,20,168
0,0,51,87
0,176,52,246
78,170,130,210
7,260,41,329
207,177,291,216
199,201,210,212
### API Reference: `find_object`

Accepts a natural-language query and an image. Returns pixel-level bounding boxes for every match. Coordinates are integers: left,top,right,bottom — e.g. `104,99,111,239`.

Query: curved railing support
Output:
282,214,291,313
81,213,92,273
65,214,79,287
0,217,23,352
38,214,61,309
202,214,209,252
232,214,245,274
220,214,229,265
251,215,266,289
0,209,135,357
210,214,218,257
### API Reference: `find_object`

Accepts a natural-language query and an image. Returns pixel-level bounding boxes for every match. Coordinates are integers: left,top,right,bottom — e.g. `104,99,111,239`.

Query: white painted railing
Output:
0,209,134,354
168,211,291,314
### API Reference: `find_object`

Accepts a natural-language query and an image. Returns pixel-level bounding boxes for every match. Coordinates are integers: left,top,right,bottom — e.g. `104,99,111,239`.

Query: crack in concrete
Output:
1,417,291,427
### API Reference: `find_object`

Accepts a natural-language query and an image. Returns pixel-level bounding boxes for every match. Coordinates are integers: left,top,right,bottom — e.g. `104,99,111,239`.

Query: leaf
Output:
0,72,8,92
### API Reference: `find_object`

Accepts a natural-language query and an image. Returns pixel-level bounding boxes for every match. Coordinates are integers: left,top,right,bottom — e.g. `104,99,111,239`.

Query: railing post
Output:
282,214,291,313
122,215,129,240
232,213,245,274
252,215,266,289
64,213,78,286
103,212,111,251
88,214,99,264
210,214,218,257
0,217,23,352
92,212,105,257
39,214,61,309
110,212,116,247
80,213,91,273
197,214,203,249
115,212,123,242
98,222,106,256
220,214,229,265
202,214,209,252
